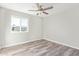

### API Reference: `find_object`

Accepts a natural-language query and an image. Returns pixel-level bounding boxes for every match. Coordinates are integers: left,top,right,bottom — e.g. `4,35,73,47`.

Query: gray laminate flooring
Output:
0,39,79,56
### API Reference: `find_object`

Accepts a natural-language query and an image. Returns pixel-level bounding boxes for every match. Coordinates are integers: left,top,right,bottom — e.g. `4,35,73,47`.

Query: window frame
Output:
11,15,29,33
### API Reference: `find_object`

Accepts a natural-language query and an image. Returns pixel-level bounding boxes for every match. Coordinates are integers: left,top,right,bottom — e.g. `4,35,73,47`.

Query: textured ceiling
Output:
0,3,79,17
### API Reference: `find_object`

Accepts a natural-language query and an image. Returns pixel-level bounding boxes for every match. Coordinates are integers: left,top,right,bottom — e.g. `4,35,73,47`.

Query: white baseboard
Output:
44,38,79,50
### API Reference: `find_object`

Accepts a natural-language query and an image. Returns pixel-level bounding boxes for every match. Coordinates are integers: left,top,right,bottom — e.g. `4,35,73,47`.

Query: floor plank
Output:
0,39,79,56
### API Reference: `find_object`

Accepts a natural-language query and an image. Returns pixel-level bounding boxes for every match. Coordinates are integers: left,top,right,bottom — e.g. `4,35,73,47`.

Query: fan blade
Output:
43,11,48,14
43,6,53,10
28,10,39,11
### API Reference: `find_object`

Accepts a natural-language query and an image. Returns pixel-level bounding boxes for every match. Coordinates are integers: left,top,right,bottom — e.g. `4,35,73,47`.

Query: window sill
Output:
10,31,29,33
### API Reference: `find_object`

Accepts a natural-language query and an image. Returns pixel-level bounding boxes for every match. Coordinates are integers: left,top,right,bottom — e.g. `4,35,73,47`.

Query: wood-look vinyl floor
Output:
0,39,79,56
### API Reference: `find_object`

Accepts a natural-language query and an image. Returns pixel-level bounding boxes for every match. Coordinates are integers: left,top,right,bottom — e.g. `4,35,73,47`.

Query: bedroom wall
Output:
0,7,6,48
0,7,42,48
43,6,79,49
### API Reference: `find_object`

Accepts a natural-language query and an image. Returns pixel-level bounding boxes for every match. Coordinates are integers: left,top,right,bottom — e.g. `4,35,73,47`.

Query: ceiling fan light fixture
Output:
28,3,53,16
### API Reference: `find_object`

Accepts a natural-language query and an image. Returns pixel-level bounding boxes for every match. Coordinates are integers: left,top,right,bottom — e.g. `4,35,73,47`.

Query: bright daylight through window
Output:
11,15,29,32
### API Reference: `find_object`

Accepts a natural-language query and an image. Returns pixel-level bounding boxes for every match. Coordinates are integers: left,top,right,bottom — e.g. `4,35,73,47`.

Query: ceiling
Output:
0,3,79,17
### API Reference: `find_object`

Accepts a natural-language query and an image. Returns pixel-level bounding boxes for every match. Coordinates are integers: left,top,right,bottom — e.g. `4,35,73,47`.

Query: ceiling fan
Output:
28,3,53,15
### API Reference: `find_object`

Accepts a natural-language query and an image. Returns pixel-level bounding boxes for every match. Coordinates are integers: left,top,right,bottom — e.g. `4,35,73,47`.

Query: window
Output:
11,15,29,32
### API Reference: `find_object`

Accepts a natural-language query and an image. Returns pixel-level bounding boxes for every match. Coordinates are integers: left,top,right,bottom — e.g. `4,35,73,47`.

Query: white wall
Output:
43,6,79,49
0,7,42,48
0,7,6,48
